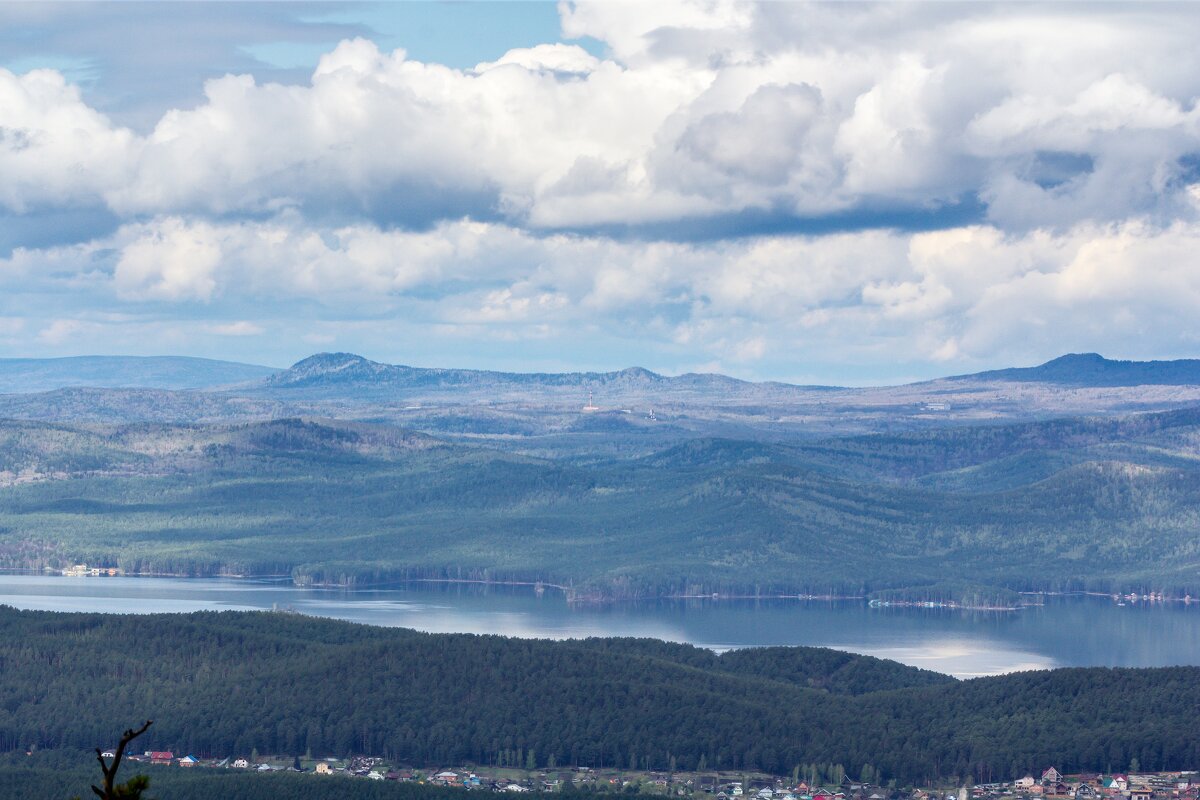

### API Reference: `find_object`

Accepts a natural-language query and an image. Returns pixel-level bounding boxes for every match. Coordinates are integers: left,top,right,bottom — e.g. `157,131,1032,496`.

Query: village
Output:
112,753,1199,800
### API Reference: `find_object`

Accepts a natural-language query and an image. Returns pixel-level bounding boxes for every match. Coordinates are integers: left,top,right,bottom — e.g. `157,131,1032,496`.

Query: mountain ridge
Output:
6,351,1200,397
263,351,766,393
268,351,1200,392
950,352,1200,386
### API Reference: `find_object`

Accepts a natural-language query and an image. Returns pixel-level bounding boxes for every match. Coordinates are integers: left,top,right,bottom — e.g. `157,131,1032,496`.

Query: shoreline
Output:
5,567,1198,609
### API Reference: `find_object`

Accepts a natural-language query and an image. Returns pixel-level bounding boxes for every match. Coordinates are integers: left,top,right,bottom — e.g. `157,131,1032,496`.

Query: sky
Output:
4,1,1200,384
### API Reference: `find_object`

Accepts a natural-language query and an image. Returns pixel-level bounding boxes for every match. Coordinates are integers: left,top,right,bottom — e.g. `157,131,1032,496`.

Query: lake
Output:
1,573,1197,678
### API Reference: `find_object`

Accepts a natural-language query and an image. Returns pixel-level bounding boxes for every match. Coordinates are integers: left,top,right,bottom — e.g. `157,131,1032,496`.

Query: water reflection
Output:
0,574,1197,679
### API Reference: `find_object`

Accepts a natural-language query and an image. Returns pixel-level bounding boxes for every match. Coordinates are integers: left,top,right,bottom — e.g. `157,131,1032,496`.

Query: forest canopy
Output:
0,607,1196,787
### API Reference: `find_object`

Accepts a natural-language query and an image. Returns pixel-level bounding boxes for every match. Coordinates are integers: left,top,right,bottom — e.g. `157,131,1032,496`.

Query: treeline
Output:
867,583,1023,607
0,608,1198,786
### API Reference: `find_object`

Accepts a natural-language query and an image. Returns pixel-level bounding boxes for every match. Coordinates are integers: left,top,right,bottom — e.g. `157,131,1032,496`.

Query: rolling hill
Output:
957,352,1200,386
2,408,1200,599
1,607,1196,784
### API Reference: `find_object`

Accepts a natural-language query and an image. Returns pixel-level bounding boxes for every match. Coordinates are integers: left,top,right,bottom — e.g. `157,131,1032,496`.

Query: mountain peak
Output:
958,352,1200,387
288,352,375,370
1041,352,1108,367
611,366,662,382
269,353,391,387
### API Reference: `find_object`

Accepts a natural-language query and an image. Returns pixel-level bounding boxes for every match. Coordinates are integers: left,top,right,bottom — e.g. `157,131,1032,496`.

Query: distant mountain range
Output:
0,355,278,393
951,352,1200,386
3,351,1200,397
264,352,762,393
263,350,1200,393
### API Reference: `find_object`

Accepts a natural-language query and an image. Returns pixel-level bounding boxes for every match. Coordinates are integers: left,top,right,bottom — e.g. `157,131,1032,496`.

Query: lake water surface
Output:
2,574,1197,679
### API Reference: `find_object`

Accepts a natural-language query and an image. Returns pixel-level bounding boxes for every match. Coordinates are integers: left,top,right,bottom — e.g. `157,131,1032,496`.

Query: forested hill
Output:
260,352,767,396
954,352,1200,386
6,409,1200,599
1,608,1197,786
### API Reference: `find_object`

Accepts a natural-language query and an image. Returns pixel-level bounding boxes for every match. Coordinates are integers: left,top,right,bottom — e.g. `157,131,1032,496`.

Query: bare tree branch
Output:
91,720,153,800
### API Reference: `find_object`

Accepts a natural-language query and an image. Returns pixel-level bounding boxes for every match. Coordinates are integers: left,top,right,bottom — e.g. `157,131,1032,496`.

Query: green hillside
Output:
2,409,1200,598
0,608,1195,786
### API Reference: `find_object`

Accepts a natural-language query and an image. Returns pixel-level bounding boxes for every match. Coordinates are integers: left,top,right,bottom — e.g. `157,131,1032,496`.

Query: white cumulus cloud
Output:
3,2,1200,376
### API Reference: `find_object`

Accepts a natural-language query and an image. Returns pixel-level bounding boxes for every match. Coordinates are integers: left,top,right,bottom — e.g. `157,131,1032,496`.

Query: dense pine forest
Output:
4,402,1200,599
1,607,1197,787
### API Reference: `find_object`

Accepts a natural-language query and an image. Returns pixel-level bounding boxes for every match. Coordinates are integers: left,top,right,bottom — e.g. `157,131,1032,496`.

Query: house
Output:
1075,786,1099,800
232,758,249,769
505,784,530,793
1130,789,1152,800
1017,779,1037,790
315,762,333,775
178,755,199,768
1043,771,1064,786
149,752,174,766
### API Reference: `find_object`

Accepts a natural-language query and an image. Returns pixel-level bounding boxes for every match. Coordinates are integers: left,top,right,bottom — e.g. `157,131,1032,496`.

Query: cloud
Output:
0,68,136,213
37,318,89,345
208,321,265,337
114,218,222,301
3,2,1200,378
4,3,1200,236
0,2,368,130
6,209,1200,378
